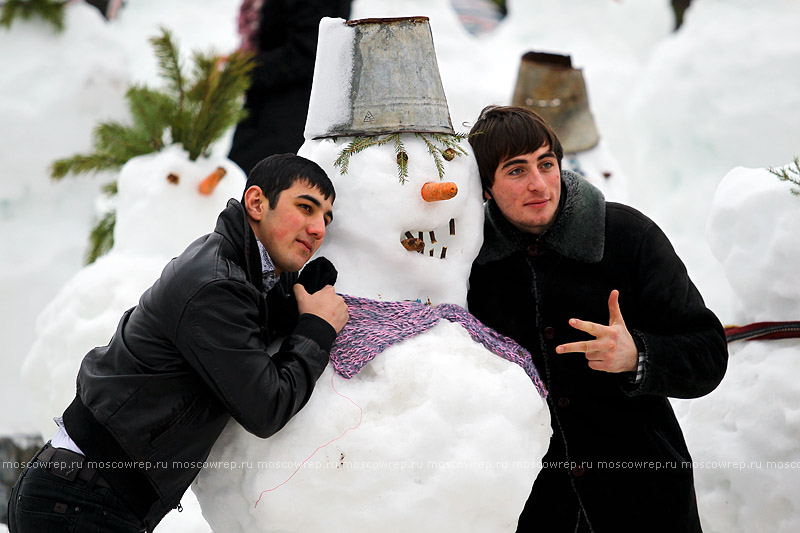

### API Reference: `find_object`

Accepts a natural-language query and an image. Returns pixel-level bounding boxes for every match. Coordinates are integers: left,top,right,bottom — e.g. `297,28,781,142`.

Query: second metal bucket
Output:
511,51,600,153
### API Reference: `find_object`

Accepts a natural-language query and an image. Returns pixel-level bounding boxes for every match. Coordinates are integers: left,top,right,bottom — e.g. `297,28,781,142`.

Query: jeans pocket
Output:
14,493,78,533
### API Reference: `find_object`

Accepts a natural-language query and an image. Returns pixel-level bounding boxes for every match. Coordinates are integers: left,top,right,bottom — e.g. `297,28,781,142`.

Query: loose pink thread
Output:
254,373,363,506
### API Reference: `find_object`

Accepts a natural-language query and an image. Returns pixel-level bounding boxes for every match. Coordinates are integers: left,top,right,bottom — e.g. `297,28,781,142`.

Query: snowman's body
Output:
194,136,551,532
672,166,800,532
23,145,246,438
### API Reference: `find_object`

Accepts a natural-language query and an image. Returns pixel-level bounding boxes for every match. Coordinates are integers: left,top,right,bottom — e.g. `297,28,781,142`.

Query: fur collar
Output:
476,170,606,264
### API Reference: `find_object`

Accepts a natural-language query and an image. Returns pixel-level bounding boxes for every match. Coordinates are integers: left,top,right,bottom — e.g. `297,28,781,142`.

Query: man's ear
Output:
243,186,265,221
483,188,493,200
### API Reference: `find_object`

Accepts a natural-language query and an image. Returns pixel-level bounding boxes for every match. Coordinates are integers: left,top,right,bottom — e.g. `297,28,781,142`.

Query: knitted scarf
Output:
329,294,548,398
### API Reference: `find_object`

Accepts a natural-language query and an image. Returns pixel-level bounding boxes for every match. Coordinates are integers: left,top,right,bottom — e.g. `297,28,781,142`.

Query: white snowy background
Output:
1,0,799,531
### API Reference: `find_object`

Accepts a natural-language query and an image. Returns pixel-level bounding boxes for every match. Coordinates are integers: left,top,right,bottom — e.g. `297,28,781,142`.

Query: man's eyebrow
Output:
500,158,527,169
298,194,333,223
297,194,321,207
537,151,557,161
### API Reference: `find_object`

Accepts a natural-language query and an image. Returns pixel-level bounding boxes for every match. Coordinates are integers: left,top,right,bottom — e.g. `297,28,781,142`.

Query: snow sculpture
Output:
22,145,246,438
673,166,800,533
194,17,551,532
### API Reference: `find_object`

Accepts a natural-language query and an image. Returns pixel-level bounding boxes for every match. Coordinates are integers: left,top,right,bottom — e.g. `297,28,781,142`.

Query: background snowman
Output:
194,17,551,533
16,29,250,531
672,163,800,533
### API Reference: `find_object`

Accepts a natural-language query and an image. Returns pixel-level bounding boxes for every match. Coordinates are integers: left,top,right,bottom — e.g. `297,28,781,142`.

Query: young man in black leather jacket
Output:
8,153,348,532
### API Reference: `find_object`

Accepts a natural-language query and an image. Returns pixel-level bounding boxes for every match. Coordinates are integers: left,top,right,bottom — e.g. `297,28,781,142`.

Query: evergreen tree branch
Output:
768,156,800,196
85,210,115,265
149,27,185,106
0,0,65,32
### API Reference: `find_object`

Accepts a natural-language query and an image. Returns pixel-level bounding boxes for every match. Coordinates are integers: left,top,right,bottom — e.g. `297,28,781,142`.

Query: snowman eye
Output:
166,173,180,185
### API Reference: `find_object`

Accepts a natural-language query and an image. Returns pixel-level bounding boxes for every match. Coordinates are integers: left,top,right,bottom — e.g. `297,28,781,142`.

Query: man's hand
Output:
294,284,349,333
555,290,638,373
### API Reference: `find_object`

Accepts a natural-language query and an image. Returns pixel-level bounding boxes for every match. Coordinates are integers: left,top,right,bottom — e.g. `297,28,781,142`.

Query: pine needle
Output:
334,132,469,182
0,0,65,32
768,156,800,196
85,210,115,265
48,26,255,262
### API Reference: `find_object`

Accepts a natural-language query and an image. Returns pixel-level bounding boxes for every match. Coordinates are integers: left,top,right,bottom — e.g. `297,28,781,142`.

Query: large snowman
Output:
193,17,551,532
672,165,800,532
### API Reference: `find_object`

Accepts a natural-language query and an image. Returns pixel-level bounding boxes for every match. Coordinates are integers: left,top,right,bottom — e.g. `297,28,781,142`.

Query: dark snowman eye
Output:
166,173,180,185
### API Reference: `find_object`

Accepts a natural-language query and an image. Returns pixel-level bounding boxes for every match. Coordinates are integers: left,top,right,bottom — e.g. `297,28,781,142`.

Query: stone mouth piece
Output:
400,218,456,259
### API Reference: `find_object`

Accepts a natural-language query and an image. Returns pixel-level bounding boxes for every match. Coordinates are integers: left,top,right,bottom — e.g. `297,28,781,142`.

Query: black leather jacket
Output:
63,199,334,530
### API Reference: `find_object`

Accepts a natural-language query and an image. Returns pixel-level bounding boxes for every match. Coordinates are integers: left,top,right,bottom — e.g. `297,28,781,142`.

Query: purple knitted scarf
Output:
329,294,547,398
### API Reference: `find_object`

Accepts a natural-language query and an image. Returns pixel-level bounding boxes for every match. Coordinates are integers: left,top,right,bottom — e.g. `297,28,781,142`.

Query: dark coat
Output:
228,0,352,174
63,200,335,531
467,171,728,533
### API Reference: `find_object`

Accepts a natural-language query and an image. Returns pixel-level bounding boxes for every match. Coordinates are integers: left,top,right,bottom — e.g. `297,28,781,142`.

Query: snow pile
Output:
194,134,551,531
22,146,245,438
626,0,800,315
673,166,800,533
0,3,131,433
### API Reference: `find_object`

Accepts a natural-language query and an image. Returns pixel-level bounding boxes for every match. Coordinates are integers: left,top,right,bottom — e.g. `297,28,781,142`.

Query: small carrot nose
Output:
421,182,458,202
198,167,227,195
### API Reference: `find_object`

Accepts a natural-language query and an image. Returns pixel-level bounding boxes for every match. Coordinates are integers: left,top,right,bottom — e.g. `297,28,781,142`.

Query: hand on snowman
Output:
294,284,349,333
555,290,638,373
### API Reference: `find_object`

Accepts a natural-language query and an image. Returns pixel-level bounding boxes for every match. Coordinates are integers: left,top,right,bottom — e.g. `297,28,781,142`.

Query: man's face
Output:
251,181,333,275
487,145,561,235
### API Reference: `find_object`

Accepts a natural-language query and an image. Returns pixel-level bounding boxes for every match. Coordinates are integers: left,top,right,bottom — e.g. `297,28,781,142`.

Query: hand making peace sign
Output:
555,289,638,373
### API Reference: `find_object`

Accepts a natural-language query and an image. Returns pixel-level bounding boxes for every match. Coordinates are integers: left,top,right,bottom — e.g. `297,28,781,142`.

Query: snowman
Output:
22,145,245,441
672,165,800,532
193,17,550,533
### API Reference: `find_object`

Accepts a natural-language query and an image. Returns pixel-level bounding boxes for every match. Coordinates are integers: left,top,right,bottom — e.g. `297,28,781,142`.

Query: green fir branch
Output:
416,133,445,180
85,210,115,264
0,0,65,32
48,26,254,263
392,134,409,183
334,132,470,181
768,156,800,196
149,27,186,106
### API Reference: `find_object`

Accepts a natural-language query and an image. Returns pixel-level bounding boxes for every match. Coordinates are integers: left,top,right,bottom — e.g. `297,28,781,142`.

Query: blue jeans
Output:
7,445,146,533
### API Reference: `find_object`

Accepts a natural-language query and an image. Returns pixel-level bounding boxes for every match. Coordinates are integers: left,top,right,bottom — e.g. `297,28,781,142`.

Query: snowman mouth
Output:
400,218,456,259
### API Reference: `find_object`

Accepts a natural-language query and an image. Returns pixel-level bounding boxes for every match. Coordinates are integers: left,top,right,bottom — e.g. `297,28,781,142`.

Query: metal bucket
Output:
511,51,600,153
309,17,455,138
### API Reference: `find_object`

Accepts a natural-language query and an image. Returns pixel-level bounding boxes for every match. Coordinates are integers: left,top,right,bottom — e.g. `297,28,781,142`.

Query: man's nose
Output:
526,172,547,191
307,216,326,238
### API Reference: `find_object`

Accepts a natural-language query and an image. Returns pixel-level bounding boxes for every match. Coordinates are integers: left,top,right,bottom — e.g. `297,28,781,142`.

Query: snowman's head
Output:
113,145,246,258
298,135,484,307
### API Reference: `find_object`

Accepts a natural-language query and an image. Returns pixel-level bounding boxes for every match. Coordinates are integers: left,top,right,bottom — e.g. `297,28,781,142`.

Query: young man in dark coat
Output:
7,154,348,532
466,106,727,532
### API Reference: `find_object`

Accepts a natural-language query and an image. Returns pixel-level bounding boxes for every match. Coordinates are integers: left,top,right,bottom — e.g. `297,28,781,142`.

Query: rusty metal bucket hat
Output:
304,16,455,139
511,51,600,153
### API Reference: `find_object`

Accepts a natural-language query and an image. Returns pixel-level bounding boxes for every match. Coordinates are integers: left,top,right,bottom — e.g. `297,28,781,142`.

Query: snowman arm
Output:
176,279,332,438
621,222,728,399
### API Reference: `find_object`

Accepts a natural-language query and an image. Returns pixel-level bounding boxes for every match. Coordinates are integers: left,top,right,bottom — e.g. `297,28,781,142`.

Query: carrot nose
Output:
421,182,458,202
198,167,227,195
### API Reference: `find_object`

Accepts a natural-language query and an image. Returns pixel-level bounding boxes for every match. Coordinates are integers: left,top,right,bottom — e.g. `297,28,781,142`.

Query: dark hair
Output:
468,105,563,192
242,153,335,207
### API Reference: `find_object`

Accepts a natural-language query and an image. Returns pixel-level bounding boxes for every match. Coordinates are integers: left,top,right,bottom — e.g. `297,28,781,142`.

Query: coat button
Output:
557,397,570,408
543,326,555,339
527,243,540,256
572,465,585,477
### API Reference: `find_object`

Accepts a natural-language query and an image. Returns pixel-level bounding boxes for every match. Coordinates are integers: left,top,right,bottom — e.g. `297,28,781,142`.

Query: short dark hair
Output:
242,153,335,208
469,105,563,192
